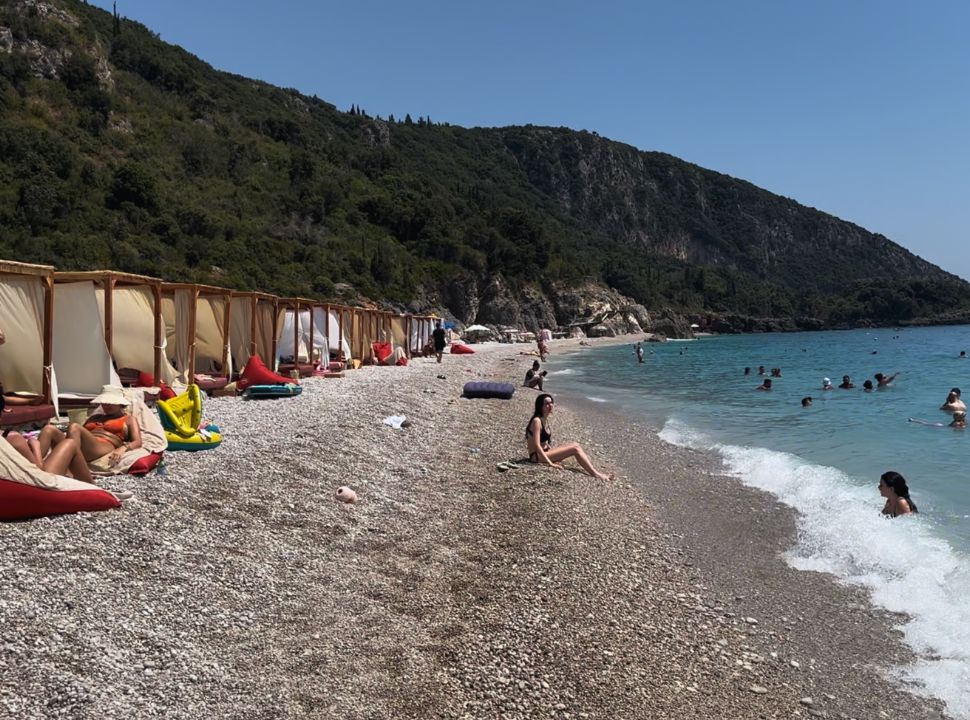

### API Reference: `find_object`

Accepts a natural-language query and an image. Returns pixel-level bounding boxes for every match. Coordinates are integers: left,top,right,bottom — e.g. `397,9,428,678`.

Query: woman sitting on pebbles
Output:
41,389,142,469
525,393,614,481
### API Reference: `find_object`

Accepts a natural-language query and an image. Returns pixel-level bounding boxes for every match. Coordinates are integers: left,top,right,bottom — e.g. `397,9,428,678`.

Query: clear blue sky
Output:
92,0,970,280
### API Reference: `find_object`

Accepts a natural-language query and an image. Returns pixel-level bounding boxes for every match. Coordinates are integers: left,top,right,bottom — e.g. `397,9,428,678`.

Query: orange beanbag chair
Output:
450,343,475,355
237,355,297,390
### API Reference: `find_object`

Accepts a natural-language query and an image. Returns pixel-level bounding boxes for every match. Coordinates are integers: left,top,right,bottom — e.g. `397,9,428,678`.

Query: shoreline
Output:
0,338,951,719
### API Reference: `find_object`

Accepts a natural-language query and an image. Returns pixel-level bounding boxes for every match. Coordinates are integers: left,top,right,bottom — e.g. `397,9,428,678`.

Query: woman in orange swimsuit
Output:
40,389,142,467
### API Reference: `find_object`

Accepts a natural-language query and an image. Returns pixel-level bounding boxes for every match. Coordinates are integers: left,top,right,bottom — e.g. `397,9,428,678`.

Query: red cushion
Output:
0,404,56,427
328,361,345,372
396,356,409,366
128,452,163,476
194,376,229,392
238,355,296,390
137,371,157,387
450,343,475,355
372,342,393,363
158,384,177,400
0,477,120,521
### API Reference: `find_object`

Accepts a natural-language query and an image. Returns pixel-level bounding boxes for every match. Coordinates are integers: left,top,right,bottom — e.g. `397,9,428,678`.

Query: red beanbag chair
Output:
237,355,296,390
450,343,475,355
396,356,408,366
372,342,393,364
136,371,176,399
128,452,163,477
0,478,121,521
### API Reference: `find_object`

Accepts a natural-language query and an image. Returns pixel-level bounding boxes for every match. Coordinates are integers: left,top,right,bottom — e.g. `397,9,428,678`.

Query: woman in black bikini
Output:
525,393,614,481
879,471,918,517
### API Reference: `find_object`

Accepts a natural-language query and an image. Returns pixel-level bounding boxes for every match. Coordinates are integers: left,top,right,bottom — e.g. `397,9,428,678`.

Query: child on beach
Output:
524,394,614,481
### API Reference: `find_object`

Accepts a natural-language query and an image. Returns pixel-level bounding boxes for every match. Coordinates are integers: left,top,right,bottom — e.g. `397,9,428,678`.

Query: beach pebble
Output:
749,685,769,694
799,697,814,706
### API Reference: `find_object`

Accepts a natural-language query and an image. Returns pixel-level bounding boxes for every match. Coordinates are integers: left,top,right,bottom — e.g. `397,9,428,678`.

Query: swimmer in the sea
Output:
940,389,966,413
838,375,855,389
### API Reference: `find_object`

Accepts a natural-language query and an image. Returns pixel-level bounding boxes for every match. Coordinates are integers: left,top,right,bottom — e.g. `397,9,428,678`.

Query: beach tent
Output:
390,314,409,357
0,260,55,405
52,280,120,400
229,292,279,373
161,283,232,384
315,304,351,361
55,271,176,389
54,271,176,399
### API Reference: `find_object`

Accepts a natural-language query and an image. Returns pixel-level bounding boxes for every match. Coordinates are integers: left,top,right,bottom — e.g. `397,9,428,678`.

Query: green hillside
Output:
1,0,967,328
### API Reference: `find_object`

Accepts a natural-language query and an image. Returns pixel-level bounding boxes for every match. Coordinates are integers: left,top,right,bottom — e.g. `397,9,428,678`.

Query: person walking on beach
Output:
879,471,917,516
432,321,446,364
524,394,614,481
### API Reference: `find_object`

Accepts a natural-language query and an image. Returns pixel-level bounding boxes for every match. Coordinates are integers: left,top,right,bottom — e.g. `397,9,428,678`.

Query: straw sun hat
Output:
90,386,130,407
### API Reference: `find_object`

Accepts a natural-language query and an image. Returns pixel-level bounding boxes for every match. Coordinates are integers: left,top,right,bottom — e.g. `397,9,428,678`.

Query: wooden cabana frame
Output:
277,296,318,368
54,270,164,383
0,260,55,403
160,282,233,380
229,291,280,369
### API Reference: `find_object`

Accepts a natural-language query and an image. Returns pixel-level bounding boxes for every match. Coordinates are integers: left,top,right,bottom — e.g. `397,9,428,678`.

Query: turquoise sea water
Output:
545,326,970,718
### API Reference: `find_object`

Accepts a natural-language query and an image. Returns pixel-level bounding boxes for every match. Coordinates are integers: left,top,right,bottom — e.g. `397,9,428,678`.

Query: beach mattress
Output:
243,384,303,399
0,477,121,521
450,343,475,355
238,355,297,390
194,375,229,393
462,381,515,400
0,404,56,428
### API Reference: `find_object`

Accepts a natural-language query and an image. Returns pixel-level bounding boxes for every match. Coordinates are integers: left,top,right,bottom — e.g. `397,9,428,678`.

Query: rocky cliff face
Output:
500,127,957,293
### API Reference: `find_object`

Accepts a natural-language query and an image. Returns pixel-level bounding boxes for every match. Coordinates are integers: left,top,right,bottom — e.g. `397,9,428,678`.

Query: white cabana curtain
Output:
110,286,177,385
196,295,227,374
53,282,120,396
316,307,349,360
255,300,276,368
229,299,253,373
277,309,315,363
0,274,46,395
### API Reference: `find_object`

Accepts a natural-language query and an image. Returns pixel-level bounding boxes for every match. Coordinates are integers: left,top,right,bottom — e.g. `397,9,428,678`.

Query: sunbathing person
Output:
3,431,93,483
524,393,614,481
41,389,142,468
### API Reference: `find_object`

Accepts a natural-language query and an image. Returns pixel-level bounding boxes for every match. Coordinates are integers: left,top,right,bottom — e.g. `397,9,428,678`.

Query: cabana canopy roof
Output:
54,269,162,285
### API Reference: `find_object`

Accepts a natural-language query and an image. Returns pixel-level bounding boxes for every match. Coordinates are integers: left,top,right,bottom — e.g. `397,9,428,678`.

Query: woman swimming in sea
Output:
524,393,614,481
879,471,917,517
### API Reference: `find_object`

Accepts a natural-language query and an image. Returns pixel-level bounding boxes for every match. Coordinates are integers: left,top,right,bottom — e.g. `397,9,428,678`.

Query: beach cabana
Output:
161,283,232,390
229,292,279,374
314,304,351,362
276,298,318,377
53,271,175,400
0,260,56,425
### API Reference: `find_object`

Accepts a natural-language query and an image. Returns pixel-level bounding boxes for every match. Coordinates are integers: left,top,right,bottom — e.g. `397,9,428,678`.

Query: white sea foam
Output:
585,396,607,403
659,418,970,719
547,368,580,376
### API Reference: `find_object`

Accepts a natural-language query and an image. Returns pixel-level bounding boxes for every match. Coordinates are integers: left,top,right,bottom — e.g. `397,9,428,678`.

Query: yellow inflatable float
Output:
157,384,222,451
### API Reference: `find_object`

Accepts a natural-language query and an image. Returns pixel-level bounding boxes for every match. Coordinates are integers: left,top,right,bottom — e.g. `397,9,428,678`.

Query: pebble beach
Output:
0,338,950,719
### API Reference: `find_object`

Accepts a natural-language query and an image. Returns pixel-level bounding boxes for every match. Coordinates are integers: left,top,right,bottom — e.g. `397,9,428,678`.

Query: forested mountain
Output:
1,0,967,330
